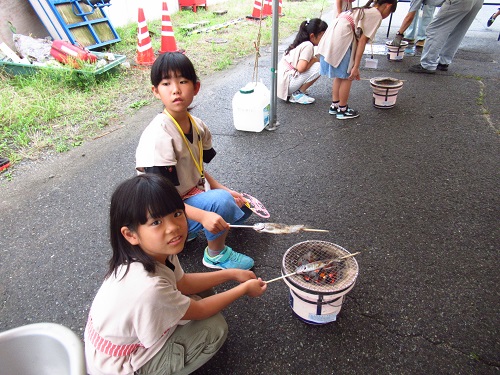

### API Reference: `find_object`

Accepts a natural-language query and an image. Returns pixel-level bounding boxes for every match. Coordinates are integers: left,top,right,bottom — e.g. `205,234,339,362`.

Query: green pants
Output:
137,292,228,375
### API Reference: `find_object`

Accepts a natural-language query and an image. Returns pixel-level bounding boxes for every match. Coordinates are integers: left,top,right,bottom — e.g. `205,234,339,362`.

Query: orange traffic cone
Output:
262,0,272,16
136,7,155,66
278,0,284,16
246,0,267,20
159,1,178,53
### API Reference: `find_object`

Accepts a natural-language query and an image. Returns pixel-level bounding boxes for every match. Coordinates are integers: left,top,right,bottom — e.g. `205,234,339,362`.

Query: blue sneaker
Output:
336,107,359,120
289,92,315,104
203,246,254,270
328,105,338,115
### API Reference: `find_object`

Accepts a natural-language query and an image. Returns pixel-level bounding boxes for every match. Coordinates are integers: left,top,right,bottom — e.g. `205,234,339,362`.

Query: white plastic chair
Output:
0,323,87,375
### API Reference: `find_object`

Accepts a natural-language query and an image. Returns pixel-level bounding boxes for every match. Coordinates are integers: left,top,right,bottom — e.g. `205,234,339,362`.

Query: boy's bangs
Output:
161,55,197,83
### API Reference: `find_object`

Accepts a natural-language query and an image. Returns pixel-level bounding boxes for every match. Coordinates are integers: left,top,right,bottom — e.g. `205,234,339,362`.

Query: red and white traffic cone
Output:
262,0,272,16
136,7,155,66
159,1,179,53
278,0,284,16
246,0,267,20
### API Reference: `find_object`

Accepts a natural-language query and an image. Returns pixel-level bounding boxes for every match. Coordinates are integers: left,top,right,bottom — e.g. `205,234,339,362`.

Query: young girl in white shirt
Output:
84,174,267,375
317,0,397,119
277,18,328,105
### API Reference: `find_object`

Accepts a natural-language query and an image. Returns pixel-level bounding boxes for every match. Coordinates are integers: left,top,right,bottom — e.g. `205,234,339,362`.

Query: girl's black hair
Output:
363,0,397,12
150,52,199,87
106,174,185,279
285,18,328,55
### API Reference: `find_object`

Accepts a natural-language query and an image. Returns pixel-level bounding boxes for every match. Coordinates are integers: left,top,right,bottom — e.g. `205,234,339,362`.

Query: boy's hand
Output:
201,212,229,233
244,278,267,297
229,190,246,208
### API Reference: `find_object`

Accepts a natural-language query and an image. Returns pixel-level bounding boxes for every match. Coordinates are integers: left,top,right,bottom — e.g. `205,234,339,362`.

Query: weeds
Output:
1,0,327,171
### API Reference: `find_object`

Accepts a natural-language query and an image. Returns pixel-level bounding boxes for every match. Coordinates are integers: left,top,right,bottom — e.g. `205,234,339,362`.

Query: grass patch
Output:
1,0,328,171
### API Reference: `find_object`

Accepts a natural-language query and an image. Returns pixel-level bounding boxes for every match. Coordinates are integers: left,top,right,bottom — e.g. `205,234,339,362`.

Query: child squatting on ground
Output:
317,0,397,120
135,52,254,271
84,174,267,375
277,18,328,105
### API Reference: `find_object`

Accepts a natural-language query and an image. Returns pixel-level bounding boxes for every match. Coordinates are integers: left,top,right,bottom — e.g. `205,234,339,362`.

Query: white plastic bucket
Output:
284,277,356,325
232,81,270,132
0,323,86,375
281,241,359,325
369,77,404,109
385,41,408,61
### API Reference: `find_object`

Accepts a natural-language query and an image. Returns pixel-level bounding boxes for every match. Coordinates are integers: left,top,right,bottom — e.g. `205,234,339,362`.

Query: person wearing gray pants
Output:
409,0,484,73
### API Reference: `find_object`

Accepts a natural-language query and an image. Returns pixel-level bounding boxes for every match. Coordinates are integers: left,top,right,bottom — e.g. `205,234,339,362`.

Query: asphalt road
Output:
1,4,499,375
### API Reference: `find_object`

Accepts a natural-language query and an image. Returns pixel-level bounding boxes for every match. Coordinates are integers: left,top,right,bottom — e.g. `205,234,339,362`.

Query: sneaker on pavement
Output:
203,246,254,270
487,14,496,27
336,107,359,120
437,63,449,71
409,64,436,74
328,105,338,115
289,92,315,104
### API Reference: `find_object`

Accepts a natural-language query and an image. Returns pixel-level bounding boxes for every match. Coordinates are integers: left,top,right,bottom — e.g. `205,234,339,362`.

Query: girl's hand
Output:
201,212,230,234
229,190,247,208
244,278,267,297
349,67,361,81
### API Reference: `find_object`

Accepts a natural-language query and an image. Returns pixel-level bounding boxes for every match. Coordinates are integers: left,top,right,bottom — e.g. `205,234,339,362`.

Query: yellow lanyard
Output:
164,109,204,180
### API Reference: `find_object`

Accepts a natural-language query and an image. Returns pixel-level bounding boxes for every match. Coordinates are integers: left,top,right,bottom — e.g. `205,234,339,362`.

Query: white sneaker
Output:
289,92,315,105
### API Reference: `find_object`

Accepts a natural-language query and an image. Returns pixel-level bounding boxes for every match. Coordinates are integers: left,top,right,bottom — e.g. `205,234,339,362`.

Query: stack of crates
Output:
28,0,120,49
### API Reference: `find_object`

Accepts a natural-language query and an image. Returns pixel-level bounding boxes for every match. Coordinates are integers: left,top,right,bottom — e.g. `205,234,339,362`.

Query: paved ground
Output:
1,3,499,374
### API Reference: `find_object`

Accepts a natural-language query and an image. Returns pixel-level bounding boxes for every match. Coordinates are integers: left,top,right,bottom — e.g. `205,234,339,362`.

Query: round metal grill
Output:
282,240,358,294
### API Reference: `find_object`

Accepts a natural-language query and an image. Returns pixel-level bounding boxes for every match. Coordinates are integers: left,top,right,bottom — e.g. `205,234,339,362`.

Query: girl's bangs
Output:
130,176,184,225
145,187,183,220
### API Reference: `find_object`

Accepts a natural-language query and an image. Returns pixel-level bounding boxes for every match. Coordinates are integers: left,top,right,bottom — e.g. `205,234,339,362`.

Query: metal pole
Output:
269,0,279,128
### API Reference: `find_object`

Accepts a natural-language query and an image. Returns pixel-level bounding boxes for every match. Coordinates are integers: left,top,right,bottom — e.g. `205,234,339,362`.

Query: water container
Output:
232,81,270,132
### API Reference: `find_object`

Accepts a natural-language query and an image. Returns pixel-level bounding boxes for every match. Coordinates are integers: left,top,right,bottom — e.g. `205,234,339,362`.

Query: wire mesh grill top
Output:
282,240,358,293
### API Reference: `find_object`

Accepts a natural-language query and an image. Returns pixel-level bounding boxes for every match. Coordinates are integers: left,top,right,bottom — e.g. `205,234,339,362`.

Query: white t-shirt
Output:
135,112,214,197
84,257,191,375
277,41,315,100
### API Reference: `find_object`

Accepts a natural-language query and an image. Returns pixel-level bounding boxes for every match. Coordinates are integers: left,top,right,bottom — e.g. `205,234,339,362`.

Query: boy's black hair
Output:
107,174,185,279
150,52,199,87
285,18,328,55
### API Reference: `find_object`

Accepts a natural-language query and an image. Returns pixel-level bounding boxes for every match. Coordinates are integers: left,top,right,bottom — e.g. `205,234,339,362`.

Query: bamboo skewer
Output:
265,252,361,284
229,223,329,233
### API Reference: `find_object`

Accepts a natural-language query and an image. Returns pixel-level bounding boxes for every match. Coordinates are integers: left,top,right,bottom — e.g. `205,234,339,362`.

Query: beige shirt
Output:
84,258,190,375
277,41,315,100
317,7,382,72
333,0,354,17
135,112,213,197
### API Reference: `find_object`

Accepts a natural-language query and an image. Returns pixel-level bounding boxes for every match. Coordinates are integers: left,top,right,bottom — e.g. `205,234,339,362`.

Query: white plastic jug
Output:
232,81,270,132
